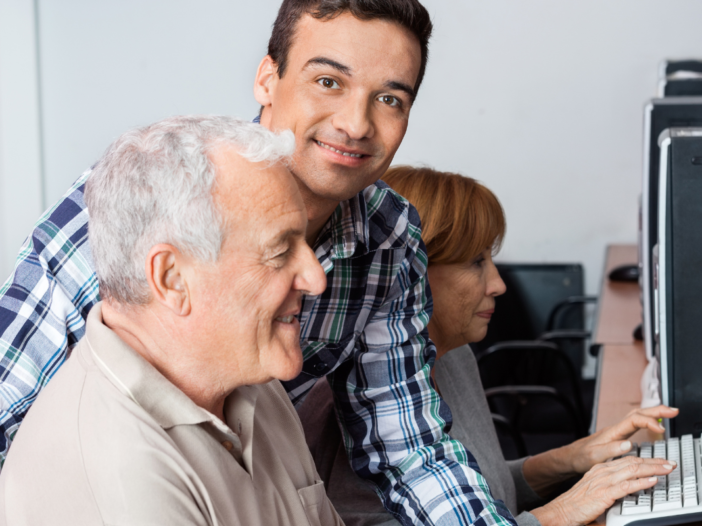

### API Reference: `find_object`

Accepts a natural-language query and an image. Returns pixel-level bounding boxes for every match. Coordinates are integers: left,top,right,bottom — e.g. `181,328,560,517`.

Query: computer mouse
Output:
608,264,639,282
633,322,643,341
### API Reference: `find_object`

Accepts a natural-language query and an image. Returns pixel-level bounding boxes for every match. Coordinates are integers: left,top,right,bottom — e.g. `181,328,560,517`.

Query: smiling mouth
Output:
275,315,296,324
315,140,365,158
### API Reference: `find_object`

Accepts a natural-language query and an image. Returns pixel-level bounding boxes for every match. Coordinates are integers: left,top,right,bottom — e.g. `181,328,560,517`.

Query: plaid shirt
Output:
0,170,515,526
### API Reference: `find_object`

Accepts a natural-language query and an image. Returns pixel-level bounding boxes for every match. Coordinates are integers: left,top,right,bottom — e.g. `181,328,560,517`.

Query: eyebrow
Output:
303,56,352,76
267,227,304,248
385,80,416,102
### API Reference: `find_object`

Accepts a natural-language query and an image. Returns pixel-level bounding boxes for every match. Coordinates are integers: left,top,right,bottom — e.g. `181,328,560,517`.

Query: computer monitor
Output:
659,59,702,79
660,79,702,97
659,76,702,97
655,128,702,437
640,98,702,364
475,263,587,370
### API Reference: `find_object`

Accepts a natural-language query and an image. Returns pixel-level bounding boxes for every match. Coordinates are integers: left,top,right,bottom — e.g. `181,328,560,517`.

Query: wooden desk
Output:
592,244,659,443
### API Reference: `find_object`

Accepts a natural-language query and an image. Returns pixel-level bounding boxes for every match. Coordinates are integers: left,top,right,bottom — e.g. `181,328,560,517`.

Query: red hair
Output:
383,166,505,265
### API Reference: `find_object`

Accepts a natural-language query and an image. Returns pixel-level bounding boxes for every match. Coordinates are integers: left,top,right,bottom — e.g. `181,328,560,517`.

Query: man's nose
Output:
331,93,374,141
296,246,327,297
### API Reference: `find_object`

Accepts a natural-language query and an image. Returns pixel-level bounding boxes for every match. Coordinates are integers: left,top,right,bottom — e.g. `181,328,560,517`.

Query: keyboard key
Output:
653,498,682,511
640,442,653,459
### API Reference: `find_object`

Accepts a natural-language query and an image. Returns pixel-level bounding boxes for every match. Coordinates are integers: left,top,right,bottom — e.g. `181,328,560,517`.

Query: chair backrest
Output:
475,341,587,427
475,263,587,369
486,386,588,440
491,413,528,460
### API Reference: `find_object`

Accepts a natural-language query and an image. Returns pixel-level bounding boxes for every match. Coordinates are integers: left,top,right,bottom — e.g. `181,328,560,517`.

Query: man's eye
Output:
378,95,400,107
318,78,340,89
269,248,291,266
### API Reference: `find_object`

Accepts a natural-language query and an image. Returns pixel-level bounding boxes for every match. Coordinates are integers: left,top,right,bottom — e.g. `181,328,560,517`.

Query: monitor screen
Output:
662,79,702,97
661,59,702,77
655,128,702,437
640,98,702,362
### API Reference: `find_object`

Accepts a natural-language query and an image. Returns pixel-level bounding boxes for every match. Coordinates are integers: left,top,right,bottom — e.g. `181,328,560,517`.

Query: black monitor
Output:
476,263,586,369
661,78,702,97
654,128,702,437
660,59,702,78
658,70,702,97
640,98,702,364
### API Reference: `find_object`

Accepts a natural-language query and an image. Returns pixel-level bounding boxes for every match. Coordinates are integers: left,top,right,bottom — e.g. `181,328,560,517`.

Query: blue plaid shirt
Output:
0,170,515,526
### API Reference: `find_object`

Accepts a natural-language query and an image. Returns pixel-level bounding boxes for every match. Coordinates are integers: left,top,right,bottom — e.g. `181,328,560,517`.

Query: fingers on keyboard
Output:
608,457,674,485
607,435,702,523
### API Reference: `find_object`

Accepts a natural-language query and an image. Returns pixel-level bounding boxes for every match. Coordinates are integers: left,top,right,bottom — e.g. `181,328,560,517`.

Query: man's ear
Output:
253,55,279,112
145,244,191,316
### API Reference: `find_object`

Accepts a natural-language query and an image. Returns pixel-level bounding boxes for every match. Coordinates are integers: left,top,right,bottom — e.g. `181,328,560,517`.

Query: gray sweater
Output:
299,344,542,526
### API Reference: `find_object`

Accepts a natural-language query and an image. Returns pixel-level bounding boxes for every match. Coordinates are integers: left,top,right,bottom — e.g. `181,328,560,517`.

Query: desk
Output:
591,244,658,444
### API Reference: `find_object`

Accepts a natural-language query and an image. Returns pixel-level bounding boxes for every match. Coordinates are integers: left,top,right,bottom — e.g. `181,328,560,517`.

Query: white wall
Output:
397,0,702,294
37,0,279,203
0,0,44,280
2,0,702,293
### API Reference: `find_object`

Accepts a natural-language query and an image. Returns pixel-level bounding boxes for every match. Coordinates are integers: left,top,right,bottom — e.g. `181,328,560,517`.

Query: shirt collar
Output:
314,187,370,267
83,303,258,435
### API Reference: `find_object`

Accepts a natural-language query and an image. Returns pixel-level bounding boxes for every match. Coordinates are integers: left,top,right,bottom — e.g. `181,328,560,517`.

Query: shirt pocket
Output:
299,334,356,378
297,480,342,526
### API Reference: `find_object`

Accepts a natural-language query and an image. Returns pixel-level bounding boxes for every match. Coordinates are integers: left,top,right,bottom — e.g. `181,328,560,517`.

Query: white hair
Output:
85,115,295,305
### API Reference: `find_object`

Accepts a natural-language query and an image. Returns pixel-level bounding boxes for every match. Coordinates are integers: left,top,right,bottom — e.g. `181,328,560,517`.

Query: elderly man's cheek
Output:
264,323,304,381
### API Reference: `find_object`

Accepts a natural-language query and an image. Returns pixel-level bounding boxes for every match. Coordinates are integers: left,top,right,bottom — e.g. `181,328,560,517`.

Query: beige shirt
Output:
0,303,343,526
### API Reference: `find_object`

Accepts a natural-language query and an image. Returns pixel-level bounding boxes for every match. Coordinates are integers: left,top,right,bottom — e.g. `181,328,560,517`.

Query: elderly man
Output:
0,115,341,525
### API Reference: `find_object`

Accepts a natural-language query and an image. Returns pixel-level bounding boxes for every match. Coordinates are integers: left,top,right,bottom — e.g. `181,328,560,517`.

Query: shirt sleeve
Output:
506,459,543,512
0,171,98,466
327,218,517,526
514,512,542,526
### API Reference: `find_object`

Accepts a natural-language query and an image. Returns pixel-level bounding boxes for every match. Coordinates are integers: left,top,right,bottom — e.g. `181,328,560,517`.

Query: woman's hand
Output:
522,405,678,495
565,405,678,475
530,456,675,526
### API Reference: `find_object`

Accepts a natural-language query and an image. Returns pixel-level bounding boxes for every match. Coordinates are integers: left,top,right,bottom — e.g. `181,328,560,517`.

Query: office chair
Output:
475,263,597,373
476,341,589,455
491,413,528,460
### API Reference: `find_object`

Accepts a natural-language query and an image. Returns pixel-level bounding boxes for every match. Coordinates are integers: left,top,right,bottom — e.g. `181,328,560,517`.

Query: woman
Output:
299,166,676,526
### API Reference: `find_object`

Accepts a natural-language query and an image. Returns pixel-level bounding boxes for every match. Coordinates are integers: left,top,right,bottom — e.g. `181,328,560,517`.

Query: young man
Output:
0,2,515,525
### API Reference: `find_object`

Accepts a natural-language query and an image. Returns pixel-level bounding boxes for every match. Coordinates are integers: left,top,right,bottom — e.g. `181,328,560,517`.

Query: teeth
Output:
276,315,295,324
316,140,363,158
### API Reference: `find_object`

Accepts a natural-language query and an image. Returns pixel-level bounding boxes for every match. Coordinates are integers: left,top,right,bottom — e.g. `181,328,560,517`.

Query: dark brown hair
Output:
383,166,506,266
268,0,433,97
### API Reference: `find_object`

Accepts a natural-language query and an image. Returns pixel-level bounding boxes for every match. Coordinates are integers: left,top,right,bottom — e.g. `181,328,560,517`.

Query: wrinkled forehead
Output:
210,146,306,243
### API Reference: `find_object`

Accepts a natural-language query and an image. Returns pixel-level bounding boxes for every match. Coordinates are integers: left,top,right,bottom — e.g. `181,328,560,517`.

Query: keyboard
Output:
606,434,702,526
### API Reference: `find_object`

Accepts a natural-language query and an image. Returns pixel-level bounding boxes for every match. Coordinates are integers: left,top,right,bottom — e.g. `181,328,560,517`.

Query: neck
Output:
427,319,454,362
291,173,340,247
101,301,231,421
305,202,338,246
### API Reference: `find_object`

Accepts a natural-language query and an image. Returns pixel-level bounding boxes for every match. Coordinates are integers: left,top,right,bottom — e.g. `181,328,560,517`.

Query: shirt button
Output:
314,362,327,372
222,440,234,451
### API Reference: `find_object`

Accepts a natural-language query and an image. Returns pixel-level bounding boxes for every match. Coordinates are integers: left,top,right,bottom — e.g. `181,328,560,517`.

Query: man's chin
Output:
272,362,303,382
291,161,382,203
305,179,377,204
264,346,304,382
